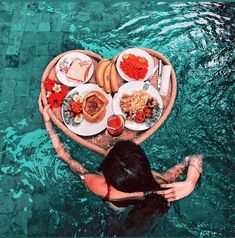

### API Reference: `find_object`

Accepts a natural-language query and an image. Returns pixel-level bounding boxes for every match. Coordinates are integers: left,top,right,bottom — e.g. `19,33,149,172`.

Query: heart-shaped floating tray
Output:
40,48,177,155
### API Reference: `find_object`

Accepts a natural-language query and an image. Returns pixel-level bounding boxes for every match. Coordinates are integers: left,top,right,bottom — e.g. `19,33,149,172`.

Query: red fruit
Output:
120,54,148,80
135,111,145,123
70,111,75,117
70,100,82,113
143,107,153,118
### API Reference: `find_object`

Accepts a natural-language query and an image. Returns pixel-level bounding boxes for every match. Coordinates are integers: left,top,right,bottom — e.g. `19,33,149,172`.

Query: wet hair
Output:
98,140,169,226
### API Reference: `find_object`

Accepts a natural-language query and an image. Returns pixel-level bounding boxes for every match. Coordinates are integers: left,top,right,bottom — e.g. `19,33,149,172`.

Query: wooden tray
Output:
40,48,177,155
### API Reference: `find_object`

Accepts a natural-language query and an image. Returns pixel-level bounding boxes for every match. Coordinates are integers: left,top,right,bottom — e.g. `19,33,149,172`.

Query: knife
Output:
158,60,163,91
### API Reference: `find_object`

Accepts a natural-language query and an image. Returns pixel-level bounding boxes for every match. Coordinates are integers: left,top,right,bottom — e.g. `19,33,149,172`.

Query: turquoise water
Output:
0,1,234,237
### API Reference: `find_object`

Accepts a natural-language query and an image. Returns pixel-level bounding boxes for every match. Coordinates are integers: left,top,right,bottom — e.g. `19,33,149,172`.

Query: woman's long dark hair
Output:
98,140,169,227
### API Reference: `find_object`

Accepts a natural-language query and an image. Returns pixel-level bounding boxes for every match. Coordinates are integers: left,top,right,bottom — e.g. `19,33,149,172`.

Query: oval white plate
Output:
56,52,94,87
113,81,163,131
62,84,113,136
116,48,154,82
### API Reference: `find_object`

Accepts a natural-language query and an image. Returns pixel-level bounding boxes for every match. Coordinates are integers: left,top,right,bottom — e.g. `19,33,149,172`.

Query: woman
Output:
38,95,203,221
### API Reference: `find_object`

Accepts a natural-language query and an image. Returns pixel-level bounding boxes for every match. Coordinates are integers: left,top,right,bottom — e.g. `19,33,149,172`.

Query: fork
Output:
143,64,159,91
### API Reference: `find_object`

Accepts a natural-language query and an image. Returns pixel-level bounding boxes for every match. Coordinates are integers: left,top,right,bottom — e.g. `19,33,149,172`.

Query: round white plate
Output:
56,52,94,87
61,84,113,136
113,81,163,131
116,48,154,82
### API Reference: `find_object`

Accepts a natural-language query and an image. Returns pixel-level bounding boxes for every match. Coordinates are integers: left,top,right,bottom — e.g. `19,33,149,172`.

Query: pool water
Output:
0,1,234,237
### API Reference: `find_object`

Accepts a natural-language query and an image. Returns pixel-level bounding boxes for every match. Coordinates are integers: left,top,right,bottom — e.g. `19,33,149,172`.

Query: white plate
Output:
113,81,163,131
61,84,113,136
116,48,154,82
56,52,94,87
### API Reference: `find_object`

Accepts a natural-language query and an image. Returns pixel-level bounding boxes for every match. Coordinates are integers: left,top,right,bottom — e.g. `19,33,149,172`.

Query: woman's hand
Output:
156,180,196,202
38,93,50,122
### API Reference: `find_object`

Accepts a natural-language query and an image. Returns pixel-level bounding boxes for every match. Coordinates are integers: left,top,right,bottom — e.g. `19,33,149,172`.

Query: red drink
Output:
107,115,125,136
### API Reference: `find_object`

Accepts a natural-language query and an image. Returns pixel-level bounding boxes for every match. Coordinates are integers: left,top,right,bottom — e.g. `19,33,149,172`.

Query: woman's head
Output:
99,140,169,223
99,140,160,193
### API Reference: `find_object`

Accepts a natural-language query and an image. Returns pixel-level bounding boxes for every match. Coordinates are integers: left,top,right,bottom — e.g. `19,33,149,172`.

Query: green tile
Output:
24,15,39,32
35,45,49,56
6,45,19,55
13,96,29,107
38,22,50,32
9,30,24,48
5,54,19,68
0,9,13,24
48,43,61,56
11,23,24,31
35,32,50,45
22,32,37,46
0,93,15,112
1,68,17,81
15,81,30,96
0,55,8,68
0,27,10,45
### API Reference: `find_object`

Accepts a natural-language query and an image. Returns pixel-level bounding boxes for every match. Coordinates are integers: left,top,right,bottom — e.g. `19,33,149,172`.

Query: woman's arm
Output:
38,94,88,179
157,155,203,202
151,161,187,184
161,163,187,183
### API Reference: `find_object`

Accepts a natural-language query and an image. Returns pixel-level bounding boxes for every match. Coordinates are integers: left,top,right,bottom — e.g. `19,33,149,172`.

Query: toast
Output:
66,60,92,82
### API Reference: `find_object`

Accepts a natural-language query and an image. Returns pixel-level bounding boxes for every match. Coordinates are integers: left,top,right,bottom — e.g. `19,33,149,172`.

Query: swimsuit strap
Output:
103,184,111,201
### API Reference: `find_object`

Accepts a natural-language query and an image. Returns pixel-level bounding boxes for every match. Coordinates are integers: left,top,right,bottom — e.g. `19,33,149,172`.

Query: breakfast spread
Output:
42,47,175,152
51,48,169,136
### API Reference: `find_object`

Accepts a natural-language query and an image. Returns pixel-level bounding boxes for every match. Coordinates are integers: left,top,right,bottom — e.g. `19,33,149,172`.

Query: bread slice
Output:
66,60,92,82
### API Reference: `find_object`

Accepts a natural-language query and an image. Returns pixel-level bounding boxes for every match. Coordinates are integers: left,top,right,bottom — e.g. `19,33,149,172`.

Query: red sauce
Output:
107,115,125,136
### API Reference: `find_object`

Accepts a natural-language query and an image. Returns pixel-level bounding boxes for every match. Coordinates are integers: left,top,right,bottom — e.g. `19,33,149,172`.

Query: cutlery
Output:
143,63,159,91
159,65,171,96
157,60,163,91
143,82,150,91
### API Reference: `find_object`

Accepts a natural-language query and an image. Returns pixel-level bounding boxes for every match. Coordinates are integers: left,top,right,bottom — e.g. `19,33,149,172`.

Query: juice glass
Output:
107,114,125,136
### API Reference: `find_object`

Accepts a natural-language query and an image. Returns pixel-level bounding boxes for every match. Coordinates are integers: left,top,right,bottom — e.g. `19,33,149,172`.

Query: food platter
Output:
40,48,177,155
113,81,163,131
56,52,94,87
61,84,113,136
116,48,154,82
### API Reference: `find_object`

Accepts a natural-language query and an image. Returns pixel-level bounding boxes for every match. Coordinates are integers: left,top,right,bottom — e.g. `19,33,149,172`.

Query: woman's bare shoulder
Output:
84,174,107,197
